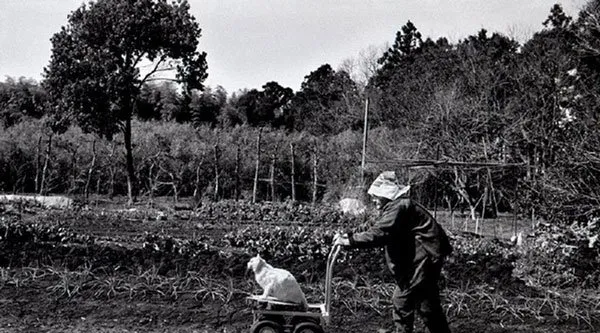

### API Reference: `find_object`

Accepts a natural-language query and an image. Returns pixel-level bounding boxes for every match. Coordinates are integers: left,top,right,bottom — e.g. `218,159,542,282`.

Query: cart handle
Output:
324,244,342,320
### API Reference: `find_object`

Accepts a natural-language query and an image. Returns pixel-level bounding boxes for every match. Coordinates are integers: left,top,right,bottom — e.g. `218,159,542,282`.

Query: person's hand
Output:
333,233,350,247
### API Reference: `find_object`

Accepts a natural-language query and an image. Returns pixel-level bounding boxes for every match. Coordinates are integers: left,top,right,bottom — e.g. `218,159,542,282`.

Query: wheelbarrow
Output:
246,244,342,333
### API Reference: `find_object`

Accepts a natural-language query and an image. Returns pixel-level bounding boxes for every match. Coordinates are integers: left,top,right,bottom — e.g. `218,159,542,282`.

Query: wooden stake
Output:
312,145,318,205
290,143,296,202
269,151,276,201
35,135,42,193
252,128,262,203
108,142,116,199
235,145,240,200
169,172,178,203
433,144,440,218
84,139,97,200
513,180,518,237
360,98,369,187
214,143,220,200
478,187,488,235
39,133,53,195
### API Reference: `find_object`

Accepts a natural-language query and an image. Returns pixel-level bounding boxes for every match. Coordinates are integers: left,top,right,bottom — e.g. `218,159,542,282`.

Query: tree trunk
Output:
482,137,498,217
193,165,201,201
124,117,136,206
69,147,78,195
109,168,116,199
96,177,101,196
148,163,155,206
192,150,206,204
108,142,116,199
84,139,97,200
39,133,53,195
169,172,178,203
35,135,42,193
452,166,477,220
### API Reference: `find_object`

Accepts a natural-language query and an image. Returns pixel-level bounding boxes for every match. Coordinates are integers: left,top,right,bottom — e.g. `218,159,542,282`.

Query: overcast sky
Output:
0,0,589,94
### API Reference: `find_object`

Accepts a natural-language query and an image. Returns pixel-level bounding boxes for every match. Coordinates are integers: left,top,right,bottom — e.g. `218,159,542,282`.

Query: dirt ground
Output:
1,287,595,333
1,199,598,333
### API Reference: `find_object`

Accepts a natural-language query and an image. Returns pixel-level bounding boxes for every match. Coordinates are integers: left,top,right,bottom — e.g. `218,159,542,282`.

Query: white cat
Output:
247,254,308,308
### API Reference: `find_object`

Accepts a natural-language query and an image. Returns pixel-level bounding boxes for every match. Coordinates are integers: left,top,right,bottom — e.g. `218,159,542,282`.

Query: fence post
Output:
433,144,440,218
235,145,240,200
252,128,262,204
360,97,369,187
513,179,519,237
290,143,296,202
213,143,220,200
35,135,42,193
39,133,53,195
84,138,97,200
312,145,318,205
269,151,276,201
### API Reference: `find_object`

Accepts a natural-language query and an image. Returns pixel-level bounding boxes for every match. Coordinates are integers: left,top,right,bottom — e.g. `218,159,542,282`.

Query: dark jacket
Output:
348,197,452,281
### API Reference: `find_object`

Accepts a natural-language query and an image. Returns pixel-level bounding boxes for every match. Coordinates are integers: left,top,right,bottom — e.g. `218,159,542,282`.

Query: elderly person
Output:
334,171,453,333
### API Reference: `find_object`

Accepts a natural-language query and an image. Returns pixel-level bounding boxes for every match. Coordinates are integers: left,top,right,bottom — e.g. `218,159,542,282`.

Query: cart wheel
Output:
250,320,284,333
293,322,324,333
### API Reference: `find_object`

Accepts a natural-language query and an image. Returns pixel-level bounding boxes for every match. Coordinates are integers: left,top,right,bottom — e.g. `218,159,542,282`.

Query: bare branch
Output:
145,78,180,83
132,53,145,68
138,55,168,88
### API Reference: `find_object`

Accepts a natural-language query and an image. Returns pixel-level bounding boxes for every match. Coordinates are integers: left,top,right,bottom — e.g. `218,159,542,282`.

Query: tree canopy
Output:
43,0,208,203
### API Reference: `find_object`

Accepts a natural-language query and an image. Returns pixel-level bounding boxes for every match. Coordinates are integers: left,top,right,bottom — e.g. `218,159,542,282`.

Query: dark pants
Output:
391,258,451,333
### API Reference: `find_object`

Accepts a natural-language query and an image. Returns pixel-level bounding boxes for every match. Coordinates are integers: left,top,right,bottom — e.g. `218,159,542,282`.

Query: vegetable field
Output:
1,197,599,333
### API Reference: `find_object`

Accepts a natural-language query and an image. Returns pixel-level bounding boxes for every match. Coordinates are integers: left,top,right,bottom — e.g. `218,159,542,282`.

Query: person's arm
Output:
348,203,398,248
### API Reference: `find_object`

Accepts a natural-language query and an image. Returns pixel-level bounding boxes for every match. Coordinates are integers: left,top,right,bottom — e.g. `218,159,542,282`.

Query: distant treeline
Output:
1,3,600,224
0,120,407,203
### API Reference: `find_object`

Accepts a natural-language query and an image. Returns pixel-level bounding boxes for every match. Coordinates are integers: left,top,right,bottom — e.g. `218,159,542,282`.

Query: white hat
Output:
367,171,410,200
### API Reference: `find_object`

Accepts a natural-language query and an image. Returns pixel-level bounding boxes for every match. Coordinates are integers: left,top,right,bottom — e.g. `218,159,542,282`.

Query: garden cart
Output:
246,244,342,333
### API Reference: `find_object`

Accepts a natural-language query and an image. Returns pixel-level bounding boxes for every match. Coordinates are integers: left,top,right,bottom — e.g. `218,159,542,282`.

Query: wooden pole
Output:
193,150,206,204
213,143,220,200
478,187,488,235
360,98,369,187
513,179,518,237
290,143,296,202
169,172,178,203
35,135,42,193
108,142,116,199
148,164,155,205
39,133,53,195
235,145,240,200
84,139,97,200
433,144,440,218
252,128,262,203
482,137,498,217
68,145,78,195
269,151,276,201
312,145,318,205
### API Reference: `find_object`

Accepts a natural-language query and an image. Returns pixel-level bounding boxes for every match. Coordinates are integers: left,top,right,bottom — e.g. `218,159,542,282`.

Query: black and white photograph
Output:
0,0,598,332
